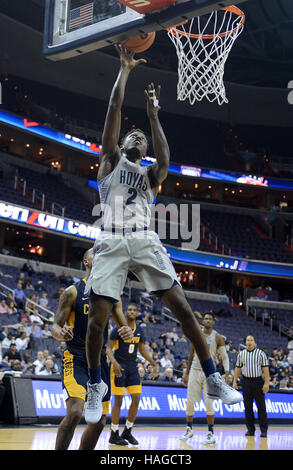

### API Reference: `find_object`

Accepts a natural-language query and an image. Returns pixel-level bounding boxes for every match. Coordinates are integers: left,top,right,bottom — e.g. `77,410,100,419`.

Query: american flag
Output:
69,2,94,30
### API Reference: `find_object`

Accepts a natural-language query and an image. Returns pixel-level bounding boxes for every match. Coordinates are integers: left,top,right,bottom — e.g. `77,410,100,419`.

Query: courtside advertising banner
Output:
31,380,293,420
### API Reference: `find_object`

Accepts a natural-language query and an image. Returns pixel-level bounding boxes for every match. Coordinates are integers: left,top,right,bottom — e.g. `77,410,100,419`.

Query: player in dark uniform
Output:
107,303,159,447
52,248,133,450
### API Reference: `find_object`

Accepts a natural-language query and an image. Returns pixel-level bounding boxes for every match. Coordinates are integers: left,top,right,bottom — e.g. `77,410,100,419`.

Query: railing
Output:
32,188,45,211
51,201,65,217
0,281,55,324
201,224,232,255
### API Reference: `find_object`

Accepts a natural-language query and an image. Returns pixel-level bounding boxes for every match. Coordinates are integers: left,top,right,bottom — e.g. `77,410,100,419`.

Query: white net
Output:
167,6,245,106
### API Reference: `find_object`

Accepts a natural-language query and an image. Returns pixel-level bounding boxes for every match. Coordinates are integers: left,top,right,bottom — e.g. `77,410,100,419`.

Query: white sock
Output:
126,420,134,429
111,424,119,432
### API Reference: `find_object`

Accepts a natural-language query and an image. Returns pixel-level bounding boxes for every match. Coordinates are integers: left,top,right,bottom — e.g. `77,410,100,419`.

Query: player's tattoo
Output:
55,287,76,325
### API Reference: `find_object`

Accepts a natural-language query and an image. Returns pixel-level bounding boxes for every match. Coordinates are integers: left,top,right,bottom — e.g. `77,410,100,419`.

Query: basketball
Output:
121,32,156,53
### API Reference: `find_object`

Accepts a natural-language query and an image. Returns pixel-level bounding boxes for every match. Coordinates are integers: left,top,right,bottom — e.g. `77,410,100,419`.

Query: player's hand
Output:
182,373,189,387
144,82,161,118
115,44,147,71
113,362,124,377
56,325,73,341
118,326,133,341
149,365,159,380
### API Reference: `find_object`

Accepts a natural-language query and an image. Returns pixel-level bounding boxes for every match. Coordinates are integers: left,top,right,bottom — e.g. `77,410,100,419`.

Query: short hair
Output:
121,128,148,147
126,303,138,310
203,311,215,321
83,248,93,261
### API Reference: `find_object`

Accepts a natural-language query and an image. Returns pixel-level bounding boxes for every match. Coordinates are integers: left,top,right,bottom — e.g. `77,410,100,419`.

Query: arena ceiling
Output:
2,0,293,88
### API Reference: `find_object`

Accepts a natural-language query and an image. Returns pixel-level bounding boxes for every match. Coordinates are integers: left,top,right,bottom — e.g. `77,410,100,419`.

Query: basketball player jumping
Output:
180,311,231,445
51,248,133,450
84,44,243,424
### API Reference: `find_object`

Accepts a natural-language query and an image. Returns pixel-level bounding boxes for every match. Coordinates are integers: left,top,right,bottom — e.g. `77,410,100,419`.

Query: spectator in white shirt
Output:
42,323,52,338
159,349,174,369
33,350,45,374
39,292,49,309
29,309,44,326
38,358,55,376
15,332,30,352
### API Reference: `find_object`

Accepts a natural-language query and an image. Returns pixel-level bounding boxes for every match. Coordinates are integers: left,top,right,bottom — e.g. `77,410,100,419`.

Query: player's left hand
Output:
144,82,161,117
118,326,133,341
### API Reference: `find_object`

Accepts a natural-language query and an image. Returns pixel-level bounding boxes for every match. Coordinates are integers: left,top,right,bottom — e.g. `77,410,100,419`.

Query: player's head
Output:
126,303,139,320
245,335,256,350
202,311,215,329
121,128,148,161
83,248,94,272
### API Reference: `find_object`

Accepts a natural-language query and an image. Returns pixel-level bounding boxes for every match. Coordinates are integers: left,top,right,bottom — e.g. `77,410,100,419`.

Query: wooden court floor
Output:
0,424,292,451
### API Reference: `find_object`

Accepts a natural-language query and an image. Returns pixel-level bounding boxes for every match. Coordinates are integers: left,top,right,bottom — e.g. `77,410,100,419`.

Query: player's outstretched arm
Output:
51,286,77,341
138,343,159,379
145,83,170,195
99,44,147,179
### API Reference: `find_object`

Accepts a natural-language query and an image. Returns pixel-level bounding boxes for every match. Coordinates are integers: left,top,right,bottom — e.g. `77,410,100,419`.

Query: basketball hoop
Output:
167,6,245,106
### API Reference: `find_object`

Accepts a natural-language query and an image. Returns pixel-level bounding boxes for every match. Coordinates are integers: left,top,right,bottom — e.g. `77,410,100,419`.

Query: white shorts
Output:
187,368,214,415
85,230,179,302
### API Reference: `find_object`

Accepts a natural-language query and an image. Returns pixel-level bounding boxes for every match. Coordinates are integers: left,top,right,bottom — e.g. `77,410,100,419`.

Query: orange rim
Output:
167,6,245,39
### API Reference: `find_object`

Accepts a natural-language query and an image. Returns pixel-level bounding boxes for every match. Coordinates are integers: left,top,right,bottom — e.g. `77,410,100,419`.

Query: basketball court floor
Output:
0,424,292,450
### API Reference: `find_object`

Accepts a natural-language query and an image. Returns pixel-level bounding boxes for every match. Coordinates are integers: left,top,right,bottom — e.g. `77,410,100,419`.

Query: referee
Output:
233,335,270,438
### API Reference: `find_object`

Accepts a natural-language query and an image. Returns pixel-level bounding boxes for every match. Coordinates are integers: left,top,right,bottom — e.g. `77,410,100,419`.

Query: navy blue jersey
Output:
110,323,145,362
67,279,108,351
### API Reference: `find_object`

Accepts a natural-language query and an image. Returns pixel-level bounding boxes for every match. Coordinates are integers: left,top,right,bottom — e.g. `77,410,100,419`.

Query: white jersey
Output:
191,329,218,371
98,154,155,230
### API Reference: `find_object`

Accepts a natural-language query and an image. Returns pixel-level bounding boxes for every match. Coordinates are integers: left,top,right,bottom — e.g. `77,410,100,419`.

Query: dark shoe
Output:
121,427,139,446
109,430,128,446
260,432,267,438
245,431,255,436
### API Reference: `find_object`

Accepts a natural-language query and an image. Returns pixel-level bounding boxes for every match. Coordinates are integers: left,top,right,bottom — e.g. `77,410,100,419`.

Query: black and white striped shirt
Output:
235,348,269,378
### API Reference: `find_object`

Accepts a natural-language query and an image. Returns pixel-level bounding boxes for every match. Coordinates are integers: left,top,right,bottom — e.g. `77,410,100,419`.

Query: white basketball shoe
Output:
206,372,243,404
84,380,108,424
180,426,194,441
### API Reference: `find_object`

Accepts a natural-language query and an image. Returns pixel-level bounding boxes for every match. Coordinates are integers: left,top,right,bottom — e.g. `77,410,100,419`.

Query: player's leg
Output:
109,395,129,445
121,391,141,446
180,368,200,441
85,295,113,424
161,285,243,404
109,364,129,445
203,380,216,445
79,417,106,450
79,351,112,449
55,397,84,450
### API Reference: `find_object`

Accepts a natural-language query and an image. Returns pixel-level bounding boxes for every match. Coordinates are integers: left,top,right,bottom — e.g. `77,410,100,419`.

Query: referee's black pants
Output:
242,376,268,433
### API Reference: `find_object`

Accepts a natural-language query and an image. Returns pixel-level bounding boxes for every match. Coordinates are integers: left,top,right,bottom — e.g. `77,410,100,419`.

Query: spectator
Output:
161,332,175,348
269,359,280,379
21,352,35,375
18,272,28,288
37,358,55,376
13,282,25,309
4,342,22,364
269,376,279,389
7,301,18,315
159,349,174,369
39,292,49,309
0,299,10,314
145,363,159,381
10,359,23,374
32,260,42,274
138,366,147,381
42,323,52,338
287,339,293,368
178,333,187,342
279,379,290,390
33,351,45,374
15,331,30,352
169,327,179,343
25,279,35,291
53,341,66,362
34,280,46,293
59,271,68,286
21,260,35,277
29,308,44,326
162,367,176,382
1,332,15,350
30,321,43,339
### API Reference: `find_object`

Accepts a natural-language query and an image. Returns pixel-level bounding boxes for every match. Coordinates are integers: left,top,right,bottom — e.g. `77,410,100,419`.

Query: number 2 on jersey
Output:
126,188,137,205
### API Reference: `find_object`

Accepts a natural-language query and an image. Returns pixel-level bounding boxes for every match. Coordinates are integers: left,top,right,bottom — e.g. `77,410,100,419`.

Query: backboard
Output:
43,0,248,61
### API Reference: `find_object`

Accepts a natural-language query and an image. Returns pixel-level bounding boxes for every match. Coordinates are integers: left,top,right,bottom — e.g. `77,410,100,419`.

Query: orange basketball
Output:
121,32,156,53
